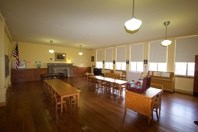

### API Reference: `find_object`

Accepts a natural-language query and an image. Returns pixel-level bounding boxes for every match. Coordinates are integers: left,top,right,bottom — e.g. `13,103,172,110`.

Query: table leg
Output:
77,93,80,107
61,97,63,113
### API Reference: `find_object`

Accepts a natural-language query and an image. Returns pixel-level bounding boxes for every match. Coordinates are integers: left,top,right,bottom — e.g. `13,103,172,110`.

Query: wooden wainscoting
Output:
72,66,91,77
11,68,48,83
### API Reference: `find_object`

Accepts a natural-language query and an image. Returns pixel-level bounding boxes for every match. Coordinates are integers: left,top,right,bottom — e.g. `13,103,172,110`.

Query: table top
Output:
44,79,80,96
127,87,162,99
90,75,128,84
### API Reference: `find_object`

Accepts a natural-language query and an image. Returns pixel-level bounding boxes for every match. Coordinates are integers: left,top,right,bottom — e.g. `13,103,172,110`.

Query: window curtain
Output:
131,43,144,62
149,41,167,63
105,47,113,62
176,36,198,62
116,46,126,62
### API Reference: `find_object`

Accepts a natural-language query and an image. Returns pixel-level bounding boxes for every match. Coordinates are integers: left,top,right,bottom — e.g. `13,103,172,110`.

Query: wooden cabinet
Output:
11,68,47,83
72,66,91,77
193,55,198,96
148,71,175,93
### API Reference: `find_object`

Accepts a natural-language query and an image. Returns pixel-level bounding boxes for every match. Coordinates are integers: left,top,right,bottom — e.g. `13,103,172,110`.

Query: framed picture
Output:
55,53,66,61
91,56,94,62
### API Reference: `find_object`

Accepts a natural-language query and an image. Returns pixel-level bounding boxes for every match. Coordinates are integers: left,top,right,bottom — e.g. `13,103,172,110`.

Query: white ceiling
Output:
0,0,198,49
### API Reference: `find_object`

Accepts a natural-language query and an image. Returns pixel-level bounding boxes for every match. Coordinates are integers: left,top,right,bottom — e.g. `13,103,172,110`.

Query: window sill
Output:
175,75,194,79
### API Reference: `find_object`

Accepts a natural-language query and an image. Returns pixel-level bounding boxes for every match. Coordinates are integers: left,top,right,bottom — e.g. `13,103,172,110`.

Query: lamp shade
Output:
49,49,54,53
161,39,172,46
78,51,83,55
125,17,142,31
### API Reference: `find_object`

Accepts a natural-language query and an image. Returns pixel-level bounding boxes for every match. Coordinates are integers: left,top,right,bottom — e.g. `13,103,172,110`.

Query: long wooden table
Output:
125,87,162,124
44,79,80,113
88,75,128,97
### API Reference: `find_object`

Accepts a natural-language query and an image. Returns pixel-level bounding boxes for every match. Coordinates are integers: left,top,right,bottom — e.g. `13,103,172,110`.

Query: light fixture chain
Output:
132,0,135,17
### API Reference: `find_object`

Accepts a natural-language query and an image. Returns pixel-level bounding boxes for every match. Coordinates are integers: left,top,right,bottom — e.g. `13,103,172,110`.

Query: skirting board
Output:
0,101,7,107
175,89,193,95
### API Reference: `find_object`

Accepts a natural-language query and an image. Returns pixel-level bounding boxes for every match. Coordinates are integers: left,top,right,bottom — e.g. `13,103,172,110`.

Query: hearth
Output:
47,63,73,77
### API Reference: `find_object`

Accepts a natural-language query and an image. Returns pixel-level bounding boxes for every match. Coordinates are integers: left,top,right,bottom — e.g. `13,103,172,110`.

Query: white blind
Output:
105,48,113,62
131,43,144,61
96,49,103,61
116,46,126,62
149,41,167,62
176,36,198,62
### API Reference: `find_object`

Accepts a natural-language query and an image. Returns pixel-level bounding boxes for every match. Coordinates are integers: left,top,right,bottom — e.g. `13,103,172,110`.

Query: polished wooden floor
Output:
0,77,198,132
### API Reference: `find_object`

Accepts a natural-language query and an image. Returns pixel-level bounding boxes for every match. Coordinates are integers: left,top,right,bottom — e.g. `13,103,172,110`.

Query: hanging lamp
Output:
78,45,83,55
49,40,54,53
161,21,172,46
125,0,142,31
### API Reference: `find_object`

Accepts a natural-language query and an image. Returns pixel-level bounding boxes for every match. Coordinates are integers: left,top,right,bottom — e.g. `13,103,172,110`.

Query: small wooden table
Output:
44,79,80,113
125,87,162,124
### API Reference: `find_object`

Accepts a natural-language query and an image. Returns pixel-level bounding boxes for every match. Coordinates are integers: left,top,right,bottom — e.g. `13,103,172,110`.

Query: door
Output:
193,55,198,96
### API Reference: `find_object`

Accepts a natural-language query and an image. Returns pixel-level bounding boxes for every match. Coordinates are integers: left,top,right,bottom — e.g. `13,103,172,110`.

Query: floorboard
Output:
0,77,198,132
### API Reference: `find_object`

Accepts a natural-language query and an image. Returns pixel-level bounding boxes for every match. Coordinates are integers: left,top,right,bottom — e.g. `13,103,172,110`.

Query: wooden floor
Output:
0,77,198,132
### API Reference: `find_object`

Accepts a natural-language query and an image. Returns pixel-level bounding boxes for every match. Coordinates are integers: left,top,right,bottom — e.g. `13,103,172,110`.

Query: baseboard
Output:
0,101,7,107
175,89,193,95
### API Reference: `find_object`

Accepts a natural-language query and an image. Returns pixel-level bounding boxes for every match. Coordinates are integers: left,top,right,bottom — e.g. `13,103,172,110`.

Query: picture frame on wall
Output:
55,53,66,61
91,56,94,62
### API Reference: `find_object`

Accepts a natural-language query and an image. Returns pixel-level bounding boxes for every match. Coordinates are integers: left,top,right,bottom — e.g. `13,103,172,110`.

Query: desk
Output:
88,76,127,97
44,79,80,113
125,87,162,124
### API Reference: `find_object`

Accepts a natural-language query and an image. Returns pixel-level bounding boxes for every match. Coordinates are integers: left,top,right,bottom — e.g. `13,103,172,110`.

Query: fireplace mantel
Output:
47,63,73,77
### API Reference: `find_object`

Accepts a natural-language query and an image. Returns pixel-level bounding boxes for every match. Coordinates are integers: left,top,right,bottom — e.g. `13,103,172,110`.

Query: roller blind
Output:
96,49,103,61
149,41,167,62
105,47,113,62
116,46,126,62
176,36,198,62
131,43,144,61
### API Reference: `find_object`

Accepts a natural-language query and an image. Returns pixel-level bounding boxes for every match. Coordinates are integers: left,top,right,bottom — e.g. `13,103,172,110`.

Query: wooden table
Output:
88,75,127,97
44,79,80,113
125,87,162,124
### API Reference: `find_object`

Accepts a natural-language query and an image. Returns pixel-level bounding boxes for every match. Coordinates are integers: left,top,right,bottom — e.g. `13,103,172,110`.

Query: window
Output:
116,62,126,70
105,48,113,70
175,62,194,76
116,46,126,70
96,62,103,69
149,63,167,72
105,62,113,69
130,44,144,72
175,36,198,76
149,41,167,71
96,49,103,69
131,62,143,72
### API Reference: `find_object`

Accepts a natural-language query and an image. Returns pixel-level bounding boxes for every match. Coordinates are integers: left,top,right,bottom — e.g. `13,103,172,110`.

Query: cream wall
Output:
0,13,13,106
93,37,196,94
14,42,92,69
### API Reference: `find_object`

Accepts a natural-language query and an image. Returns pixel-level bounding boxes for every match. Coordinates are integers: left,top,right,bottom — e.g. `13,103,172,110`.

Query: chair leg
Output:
156,108,159,120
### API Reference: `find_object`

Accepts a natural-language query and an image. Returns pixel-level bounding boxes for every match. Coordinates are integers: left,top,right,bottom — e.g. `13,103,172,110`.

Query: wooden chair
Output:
53,92,67,116
120,71,127,80
152,93,162,120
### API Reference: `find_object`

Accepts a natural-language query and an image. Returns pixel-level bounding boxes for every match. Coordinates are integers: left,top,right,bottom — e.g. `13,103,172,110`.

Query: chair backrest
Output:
142,76,151,90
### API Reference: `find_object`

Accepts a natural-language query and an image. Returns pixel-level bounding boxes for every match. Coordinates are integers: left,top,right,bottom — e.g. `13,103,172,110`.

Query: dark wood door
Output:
193,55,198,96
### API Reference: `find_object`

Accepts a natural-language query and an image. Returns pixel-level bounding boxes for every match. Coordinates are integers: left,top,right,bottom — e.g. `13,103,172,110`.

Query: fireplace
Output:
47,63,73,77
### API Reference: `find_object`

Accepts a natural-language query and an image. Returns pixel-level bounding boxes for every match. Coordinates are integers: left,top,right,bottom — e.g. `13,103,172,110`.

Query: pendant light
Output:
125,0,142,31
161,21,172,46
49,40,54,53
78,45,83,55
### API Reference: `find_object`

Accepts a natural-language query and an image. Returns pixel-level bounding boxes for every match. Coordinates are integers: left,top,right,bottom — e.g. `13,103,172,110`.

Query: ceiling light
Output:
78,45,83,55
161,21,172,46
125,0,142,31
49,40,54,53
